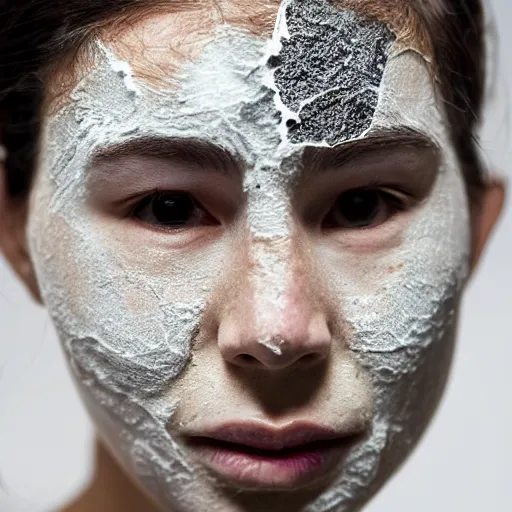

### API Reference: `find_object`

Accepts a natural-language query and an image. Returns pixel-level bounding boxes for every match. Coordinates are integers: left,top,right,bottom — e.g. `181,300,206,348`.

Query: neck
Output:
63,439,162,512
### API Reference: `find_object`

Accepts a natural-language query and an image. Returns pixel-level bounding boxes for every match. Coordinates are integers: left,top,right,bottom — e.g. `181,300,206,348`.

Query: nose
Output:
218,236,333,371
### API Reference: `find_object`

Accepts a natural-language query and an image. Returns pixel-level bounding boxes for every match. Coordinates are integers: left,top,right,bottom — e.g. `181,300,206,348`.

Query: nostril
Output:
237,354,259,366
233,351,325,369
298,353,322,366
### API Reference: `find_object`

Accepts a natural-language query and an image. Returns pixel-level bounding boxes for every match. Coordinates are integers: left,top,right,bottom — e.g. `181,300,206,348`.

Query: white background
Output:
1,1,511,510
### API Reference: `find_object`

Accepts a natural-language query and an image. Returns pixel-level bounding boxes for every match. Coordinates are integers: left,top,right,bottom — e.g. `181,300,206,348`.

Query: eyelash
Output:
130,186,411,232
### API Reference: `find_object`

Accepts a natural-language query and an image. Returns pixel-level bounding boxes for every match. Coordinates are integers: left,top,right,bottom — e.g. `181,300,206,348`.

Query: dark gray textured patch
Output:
272,0,395,145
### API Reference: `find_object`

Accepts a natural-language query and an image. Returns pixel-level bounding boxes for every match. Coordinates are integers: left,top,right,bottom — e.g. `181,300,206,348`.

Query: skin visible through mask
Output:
27,1,470,511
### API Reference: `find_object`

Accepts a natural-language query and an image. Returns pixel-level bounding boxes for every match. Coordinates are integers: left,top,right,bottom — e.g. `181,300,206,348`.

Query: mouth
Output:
182,422,364,489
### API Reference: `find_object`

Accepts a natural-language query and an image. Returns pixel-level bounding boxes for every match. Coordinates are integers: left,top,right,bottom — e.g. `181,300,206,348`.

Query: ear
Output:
0,154,42,303
470,175,506,274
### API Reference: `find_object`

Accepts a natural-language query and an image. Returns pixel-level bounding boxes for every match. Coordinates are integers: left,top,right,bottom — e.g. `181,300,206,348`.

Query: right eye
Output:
132,191,216,230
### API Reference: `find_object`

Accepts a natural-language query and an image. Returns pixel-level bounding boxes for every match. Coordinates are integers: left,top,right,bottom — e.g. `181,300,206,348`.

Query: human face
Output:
27,0,470,511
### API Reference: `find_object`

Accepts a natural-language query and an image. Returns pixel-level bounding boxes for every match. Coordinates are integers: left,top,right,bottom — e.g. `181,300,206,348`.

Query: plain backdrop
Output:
1,0,511,510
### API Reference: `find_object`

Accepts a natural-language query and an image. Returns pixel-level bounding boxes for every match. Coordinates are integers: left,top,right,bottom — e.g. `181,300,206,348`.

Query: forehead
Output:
42,0,445,181
91,0,429,87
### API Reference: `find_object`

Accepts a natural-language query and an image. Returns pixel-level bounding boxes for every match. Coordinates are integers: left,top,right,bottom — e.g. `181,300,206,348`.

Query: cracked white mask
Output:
27,0,471,511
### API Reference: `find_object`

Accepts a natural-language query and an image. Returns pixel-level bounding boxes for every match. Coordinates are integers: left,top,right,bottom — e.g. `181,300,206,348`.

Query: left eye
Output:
324,188,406,229
132,191,213,229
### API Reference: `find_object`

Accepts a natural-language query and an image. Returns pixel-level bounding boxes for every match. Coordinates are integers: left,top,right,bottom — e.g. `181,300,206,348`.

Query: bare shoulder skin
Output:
61,443,159,512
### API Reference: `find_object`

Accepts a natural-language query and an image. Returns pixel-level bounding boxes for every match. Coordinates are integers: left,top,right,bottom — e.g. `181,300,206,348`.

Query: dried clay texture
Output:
271,0,395,145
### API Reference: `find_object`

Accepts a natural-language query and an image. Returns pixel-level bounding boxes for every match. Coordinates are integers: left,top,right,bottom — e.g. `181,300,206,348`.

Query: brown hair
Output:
0,0,486,201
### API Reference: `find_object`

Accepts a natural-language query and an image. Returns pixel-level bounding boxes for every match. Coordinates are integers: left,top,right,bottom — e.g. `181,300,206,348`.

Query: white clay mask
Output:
27,1,471,511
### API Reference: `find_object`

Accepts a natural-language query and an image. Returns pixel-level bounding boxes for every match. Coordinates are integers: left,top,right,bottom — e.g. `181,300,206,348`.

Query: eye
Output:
324,188,406,229
132,191,215,229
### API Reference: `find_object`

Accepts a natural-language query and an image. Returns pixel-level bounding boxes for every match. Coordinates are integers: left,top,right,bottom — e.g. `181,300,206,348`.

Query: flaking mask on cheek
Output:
26,0,471,511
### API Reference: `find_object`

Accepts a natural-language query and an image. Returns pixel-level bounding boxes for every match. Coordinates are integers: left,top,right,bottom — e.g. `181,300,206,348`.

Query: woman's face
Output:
27,0,471,511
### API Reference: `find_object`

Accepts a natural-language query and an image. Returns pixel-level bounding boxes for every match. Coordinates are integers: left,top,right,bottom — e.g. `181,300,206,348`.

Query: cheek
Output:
28,184,224,503
28,189,223,398
328,151,470,363
316,157,470,495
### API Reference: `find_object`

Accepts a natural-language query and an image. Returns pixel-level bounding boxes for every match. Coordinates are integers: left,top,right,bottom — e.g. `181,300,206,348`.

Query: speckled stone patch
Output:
271,0,395,145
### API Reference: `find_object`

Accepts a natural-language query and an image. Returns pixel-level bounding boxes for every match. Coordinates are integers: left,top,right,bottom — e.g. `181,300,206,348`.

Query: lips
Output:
182,422,364,489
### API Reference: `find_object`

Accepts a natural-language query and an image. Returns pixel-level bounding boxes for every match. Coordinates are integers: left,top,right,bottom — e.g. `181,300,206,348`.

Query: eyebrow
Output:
302,126,439,174
89,126,437,176
90,137,242,175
